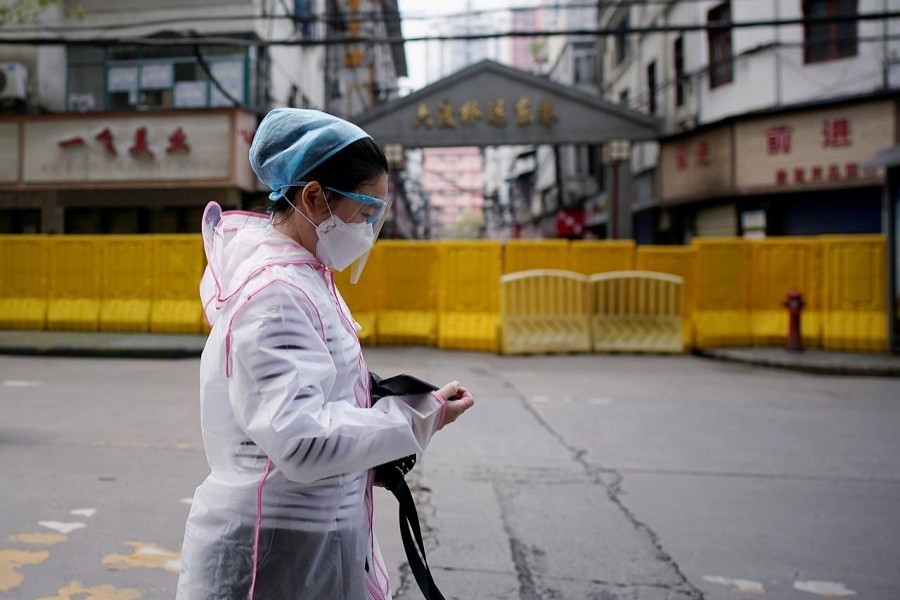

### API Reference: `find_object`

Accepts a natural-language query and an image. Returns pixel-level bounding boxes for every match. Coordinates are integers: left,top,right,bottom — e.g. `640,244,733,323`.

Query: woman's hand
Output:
435,381,475,430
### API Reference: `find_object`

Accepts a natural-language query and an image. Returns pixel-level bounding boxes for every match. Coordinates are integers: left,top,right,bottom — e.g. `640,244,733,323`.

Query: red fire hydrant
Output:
783,288,805,352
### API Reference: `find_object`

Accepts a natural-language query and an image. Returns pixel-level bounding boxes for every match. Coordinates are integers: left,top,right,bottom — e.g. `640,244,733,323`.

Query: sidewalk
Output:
0,330,898,376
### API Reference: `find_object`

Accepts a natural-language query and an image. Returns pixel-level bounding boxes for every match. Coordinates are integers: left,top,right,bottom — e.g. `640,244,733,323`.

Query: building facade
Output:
597,0,900,243
0,0,406,234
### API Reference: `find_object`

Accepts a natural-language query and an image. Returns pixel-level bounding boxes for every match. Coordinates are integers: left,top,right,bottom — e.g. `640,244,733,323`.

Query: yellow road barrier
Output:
589,271,684,353
100,236,155,332
821,235,887,352
503,239,569,273
376,241,438,345
0,235,49,329
47,237,103,331
570,240,635,274
500,269,591,355
635,246,695,347
749,238,823,348
693,239,752,347
151,235,204,334
438,241,501,352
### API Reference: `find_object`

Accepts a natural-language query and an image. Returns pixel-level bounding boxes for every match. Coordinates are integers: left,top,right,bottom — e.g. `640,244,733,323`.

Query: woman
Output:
177,108,475,600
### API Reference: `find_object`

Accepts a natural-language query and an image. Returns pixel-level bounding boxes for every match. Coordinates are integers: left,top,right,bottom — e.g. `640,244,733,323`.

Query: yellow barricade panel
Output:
154,235,204,300
437,242,501,351
375,242,438,345
47,299,102,331
693,239,751,347
438,312,499,352
47,238,103,330
635,246,696,348
570,240,635,275
377,311,437,346
100,299,152,332
104,236,155,299
821,236,887,352
0,235,48,329
150,299,203,334
500,270,590,355
749,239,822,347
151,235,204,334
590,271,684,353
0,298,47,330
502,240,569,274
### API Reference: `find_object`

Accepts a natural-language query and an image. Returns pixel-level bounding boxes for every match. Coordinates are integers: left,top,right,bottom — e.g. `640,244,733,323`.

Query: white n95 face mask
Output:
314,214,375,272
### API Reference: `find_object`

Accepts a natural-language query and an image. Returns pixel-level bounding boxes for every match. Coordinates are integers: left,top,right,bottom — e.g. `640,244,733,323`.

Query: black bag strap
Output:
388,478,446,600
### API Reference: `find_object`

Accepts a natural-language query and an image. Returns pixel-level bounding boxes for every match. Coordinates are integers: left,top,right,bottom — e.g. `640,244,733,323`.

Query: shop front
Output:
0,108,259,233
659,96,895,241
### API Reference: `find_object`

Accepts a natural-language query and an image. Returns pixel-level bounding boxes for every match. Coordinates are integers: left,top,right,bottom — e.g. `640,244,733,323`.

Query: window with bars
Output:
804,0,858,63
707,2,733,89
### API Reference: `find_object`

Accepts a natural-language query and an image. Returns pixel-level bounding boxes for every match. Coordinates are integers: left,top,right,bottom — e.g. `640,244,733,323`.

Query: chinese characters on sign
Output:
674,141,711,170
58,125,198,159
411,97,559,129
766,117,865,186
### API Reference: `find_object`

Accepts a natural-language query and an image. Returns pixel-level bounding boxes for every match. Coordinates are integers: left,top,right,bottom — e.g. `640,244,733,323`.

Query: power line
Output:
2,11,898,47
2,0,776,32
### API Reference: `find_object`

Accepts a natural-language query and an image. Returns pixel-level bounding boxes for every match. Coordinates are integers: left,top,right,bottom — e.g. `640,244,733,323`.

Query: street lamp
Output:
601,139,631,240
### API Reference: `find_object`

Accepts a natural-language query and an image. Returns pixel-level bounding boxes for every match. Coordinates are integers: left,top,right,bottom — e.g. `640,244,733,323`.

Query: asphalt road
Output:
0,349,898,600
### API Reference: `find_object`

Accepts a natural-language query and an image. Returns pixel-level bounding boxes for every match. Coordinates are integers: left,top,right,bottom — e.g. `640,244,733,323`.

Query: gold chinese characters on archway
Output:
412,97,559,129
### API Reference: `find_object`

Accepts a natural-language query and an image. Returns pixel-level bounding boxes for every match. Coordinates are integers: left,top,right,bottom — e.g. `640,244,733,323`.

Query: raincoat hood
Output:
200,201,320,327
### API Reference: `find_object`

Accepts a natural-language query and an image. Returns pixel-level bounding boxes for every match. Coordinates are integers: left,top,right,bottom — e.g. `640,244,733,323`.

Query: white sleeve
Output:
227,281,446,484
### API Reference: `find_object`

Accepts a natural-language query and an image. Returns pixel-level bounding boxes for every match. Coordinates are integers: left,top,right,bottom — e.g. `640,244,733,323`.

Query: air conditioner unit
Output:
0,63,28,101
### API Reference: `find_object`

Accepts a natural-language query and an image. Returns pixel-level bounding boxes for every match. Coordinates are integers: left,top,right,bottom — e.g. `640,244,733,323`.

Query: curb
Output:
694,349,900,377
0,345,203,359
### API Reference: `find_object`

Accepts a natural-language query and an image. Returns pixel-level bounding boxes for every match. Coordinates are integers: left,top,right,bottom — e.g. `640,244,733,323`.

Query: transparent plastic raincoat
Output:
176,203,447,600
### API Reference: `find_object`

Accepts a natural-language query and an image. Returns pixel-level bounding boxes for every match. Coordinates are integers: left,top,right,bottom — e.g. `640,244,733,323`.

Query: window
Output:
615,14,629,65
674,36,686,107
66,45,248,112
573,42,597,85
646,61,657,115
619,89,630,107
707,2,733,88
804,0,858,63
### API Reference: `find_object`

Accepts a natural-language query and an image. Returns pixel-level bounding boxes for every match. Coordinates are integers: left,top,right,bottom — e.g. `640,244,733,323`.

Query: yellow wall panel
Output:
154,235,204,300
693,239,751,346
749,239,822,347
570,240,635,275
437,241,501,351
376,241,438,345
503,240,569,274
46,237,102,330
821,236,887,351
0,236,48,329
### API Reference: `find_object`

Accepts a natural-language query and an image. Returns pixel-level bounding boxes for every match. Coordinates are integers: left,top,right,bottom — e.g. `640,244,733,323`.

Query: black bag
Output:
369,373,446,600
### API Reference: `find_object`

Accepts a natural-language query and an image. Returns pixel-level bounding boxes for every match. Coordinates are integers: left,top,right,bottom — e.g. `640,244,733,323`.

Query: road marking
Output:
8,533,67,546
180,498,193,505
0,549,50,593
36,580,141,600
70,509,97,518
102,542,181,574
38,522,86,535
530,395,550,403
793,580,857,597
2,380,42,388
703,575,765,594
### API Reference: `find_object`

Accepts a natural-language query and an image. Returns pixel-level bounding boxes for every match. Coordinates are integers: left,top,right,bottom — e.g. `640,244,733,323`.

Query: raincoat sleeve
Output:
227,281,446,484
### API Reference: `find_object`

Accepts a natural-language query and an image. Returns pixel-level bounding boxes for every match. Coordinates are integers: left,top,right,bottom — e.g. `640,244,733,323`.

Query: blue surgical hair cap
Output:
249,108,371,201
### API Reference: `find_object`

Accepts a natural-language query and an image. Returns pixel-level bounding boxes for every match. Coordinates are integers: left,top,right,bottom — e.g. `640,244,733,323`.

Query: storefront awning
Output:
864,144,900,169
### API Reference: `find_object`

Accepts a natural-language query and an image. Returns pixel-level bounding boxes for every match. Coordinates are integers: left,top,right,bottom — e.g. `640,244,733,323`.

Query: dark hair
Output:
269,136,388,216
